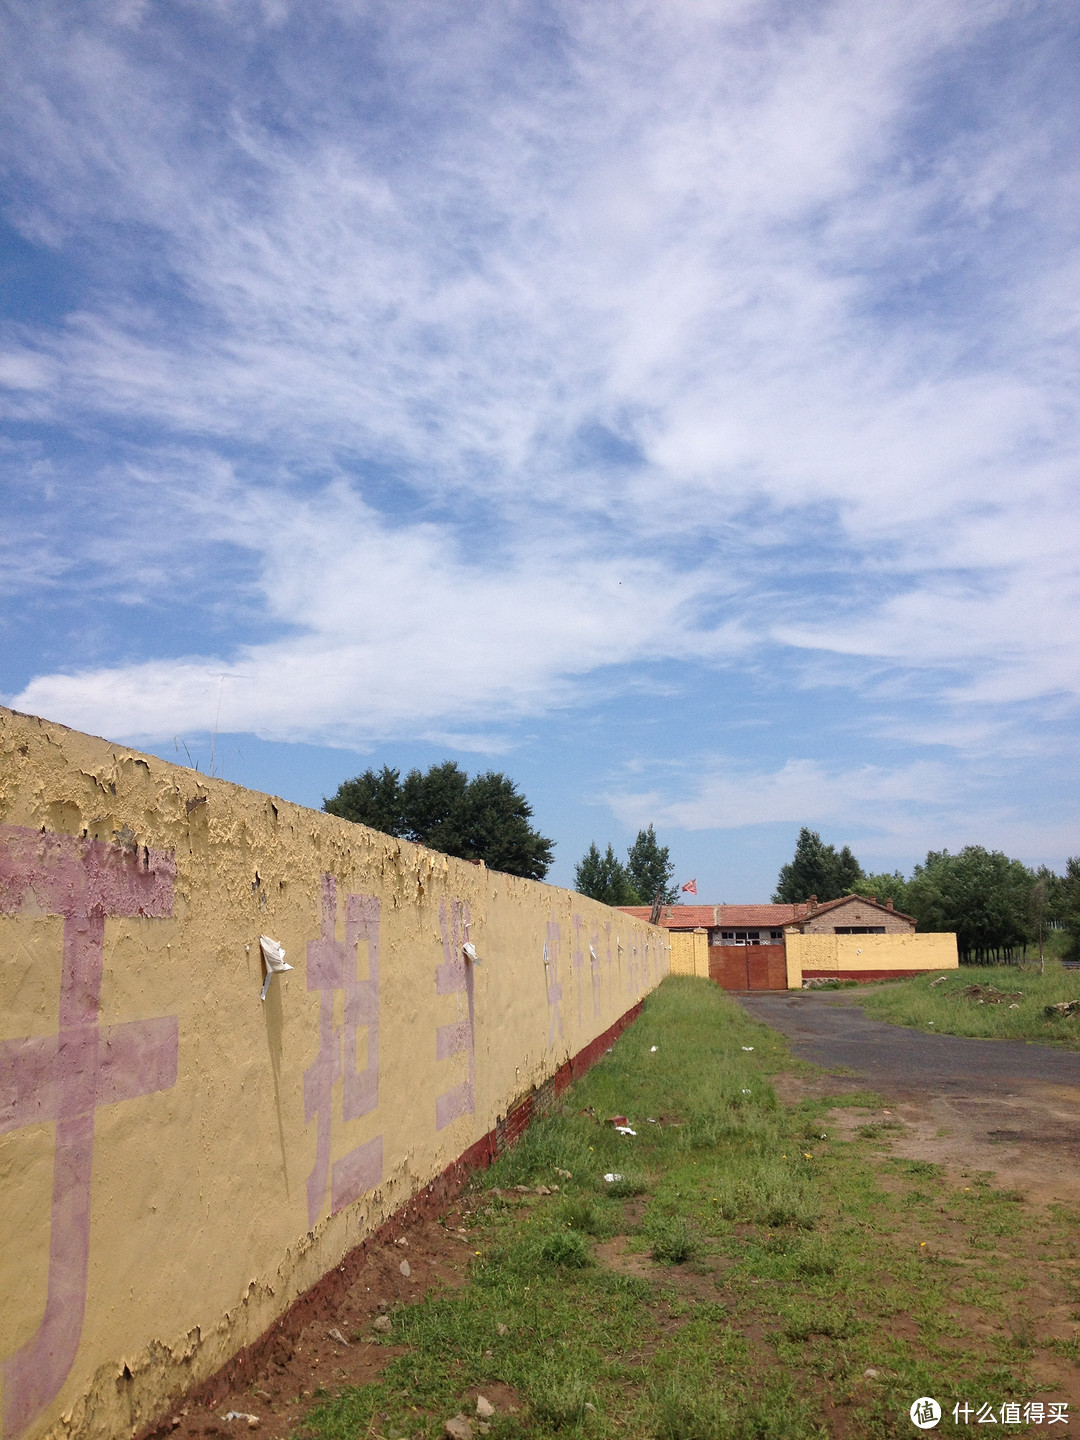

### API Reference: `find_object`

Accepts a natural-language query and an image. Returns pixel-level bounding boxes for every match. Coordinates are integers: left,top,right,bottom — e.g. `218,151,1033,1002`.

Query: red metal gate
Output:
708,944,787,991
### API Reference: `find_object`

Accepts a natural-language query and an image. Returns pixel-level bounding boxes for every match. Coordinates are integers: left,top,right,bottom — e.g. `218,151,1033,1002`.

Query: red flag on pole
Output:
681,879,697,894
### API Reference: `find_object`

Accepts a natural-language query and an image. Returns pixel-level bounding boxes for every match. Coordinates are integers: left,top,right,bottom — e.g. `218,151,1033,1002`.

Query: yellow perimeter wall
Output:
0,708,668,1440
785,932,959,988
667,930,709,979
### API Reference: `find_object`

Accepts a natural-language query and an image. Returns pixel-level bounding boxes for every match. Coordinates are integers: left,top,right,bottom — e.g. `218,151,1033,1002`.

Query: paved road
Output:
734,990,1080,1203
735,989,1080,1091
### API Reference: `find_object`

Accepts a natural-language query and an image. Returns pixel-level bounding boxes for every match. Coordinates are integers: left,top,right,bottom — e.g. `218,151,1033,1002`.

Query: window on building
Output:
833,926,886,934
716,930,762,946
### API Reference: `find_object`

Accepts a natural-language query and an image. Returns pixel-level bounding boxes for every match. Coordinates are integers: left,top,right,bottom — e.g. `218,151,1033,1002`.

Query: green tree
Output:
324,761,554,880
905,846,1035,963
574,843,640,905
1062,857,1080,962
323,764,405,837
626,825,678,905
1032,864,1067,925
854,870,910,913
773,828,864,904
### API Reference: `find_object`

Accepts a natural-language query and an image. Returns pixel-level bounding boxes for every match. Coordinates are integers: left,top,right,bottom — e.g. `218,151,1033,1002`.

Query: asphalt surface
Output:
734,989,1080,1093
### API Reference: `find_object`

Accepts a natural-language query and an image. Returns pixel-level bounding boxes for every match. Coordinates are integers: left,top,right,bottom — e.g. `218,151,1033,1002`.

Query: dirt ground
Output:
150,1200,494,1440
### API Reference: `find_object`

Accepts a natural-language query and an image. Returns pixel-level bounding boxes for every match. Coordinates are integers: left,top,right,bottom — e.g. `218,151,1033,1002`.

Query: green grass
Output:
860,957,1080,1048
298,978,1080,1440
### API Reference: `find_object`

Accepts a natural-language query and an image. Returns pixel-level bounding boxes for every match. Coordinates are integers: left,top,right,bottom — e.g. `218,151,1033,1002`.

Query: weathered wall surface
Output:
0,708,668,1440
667,931,709,978
785,932,958,986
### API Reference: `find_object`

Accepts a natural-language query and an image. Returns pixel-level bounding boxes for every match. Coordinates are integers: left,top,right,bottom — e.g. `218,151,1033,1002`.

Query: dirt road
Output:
737,989,1080,1206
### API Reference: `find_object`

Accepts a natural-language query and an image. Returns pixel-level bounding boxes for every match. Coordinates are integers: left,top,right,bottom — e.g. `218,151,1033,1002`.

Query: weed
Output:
539,1230,591,1268
649,1216,698,1265
780,1302,859,1340
651,1376,731,1439
528,1368,594,1428
557,1197,613,1236
605,1171,648,1197
896,1159,942,1177
856,1120,905,1139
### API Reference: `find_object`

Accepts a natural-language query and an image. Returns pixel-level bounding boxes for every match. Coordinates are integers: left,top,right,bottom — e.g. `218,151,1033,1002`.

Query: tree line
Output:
324,762,553,880
573,826,680,907
775,827,1080,964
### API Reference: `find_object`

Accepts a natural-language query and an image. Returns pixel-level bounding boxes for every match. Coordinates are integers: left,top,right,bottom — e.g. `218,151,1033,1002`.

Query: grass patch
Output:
648,1216,698,1265
861,957,1080,1048
300,977,1080,1440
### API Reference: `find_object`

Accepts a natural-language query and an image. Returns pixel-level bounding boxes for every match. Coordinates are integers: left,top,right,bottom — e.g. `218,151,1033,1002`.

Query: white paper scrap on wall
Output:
259,935,293,1001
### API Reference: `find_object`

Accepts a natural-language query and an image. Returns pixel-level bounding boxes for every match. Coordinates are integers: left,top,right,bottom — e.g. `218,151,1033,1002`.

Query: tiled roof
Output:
619,896,916,931
617,905,718,929
717,904,809,927
799,894,916,925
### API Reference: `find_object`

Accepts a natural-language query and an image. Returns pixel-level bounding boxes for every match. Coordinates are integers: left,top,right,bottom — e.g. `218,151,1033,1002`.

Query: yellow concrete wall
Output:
0,708,668,1440
668,931,709,978
784,931,959,987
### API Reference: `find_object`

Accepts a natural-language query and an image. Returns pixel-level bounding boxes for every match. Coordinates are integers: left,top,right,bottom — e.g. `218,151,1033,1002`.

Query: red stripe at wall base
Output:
801,969,939,984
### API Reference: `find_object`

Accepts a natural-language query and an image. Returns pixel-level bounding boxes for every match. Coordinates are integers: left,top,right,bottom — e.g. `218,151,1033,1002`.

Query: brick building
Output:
618,894,945,991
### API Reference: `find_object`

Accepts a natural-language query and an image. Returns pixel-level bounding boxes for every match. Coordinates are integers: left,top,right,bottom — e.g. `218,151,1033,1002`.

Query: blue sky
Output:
2,0,1078,899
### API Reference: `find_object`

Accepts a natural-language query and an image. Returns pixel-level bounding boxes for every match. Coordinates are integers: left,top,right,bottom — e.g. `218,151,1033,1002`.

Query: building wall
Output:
0,708,668,1440
799,898,914,934
668,930,709,978
785,931,958,986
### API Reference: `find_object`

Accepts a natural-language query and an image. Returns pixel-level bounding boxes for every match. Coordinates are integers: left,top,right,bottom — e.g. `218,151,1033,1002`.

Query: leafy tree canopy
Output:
626,824,679,905
324,761,554,880
854,870,910,912
1063,857,1080,961
773,827,864,904
574,842,641,906
574,826,679,907
905,846,1036,960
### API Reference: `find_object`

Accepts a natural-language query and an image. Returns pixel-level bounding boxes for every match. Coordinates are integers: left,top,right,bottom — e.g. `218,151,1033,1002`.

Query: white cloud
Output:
9,477,713,743
608,757,953,832
0,350,53,389
1,0,1078,764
